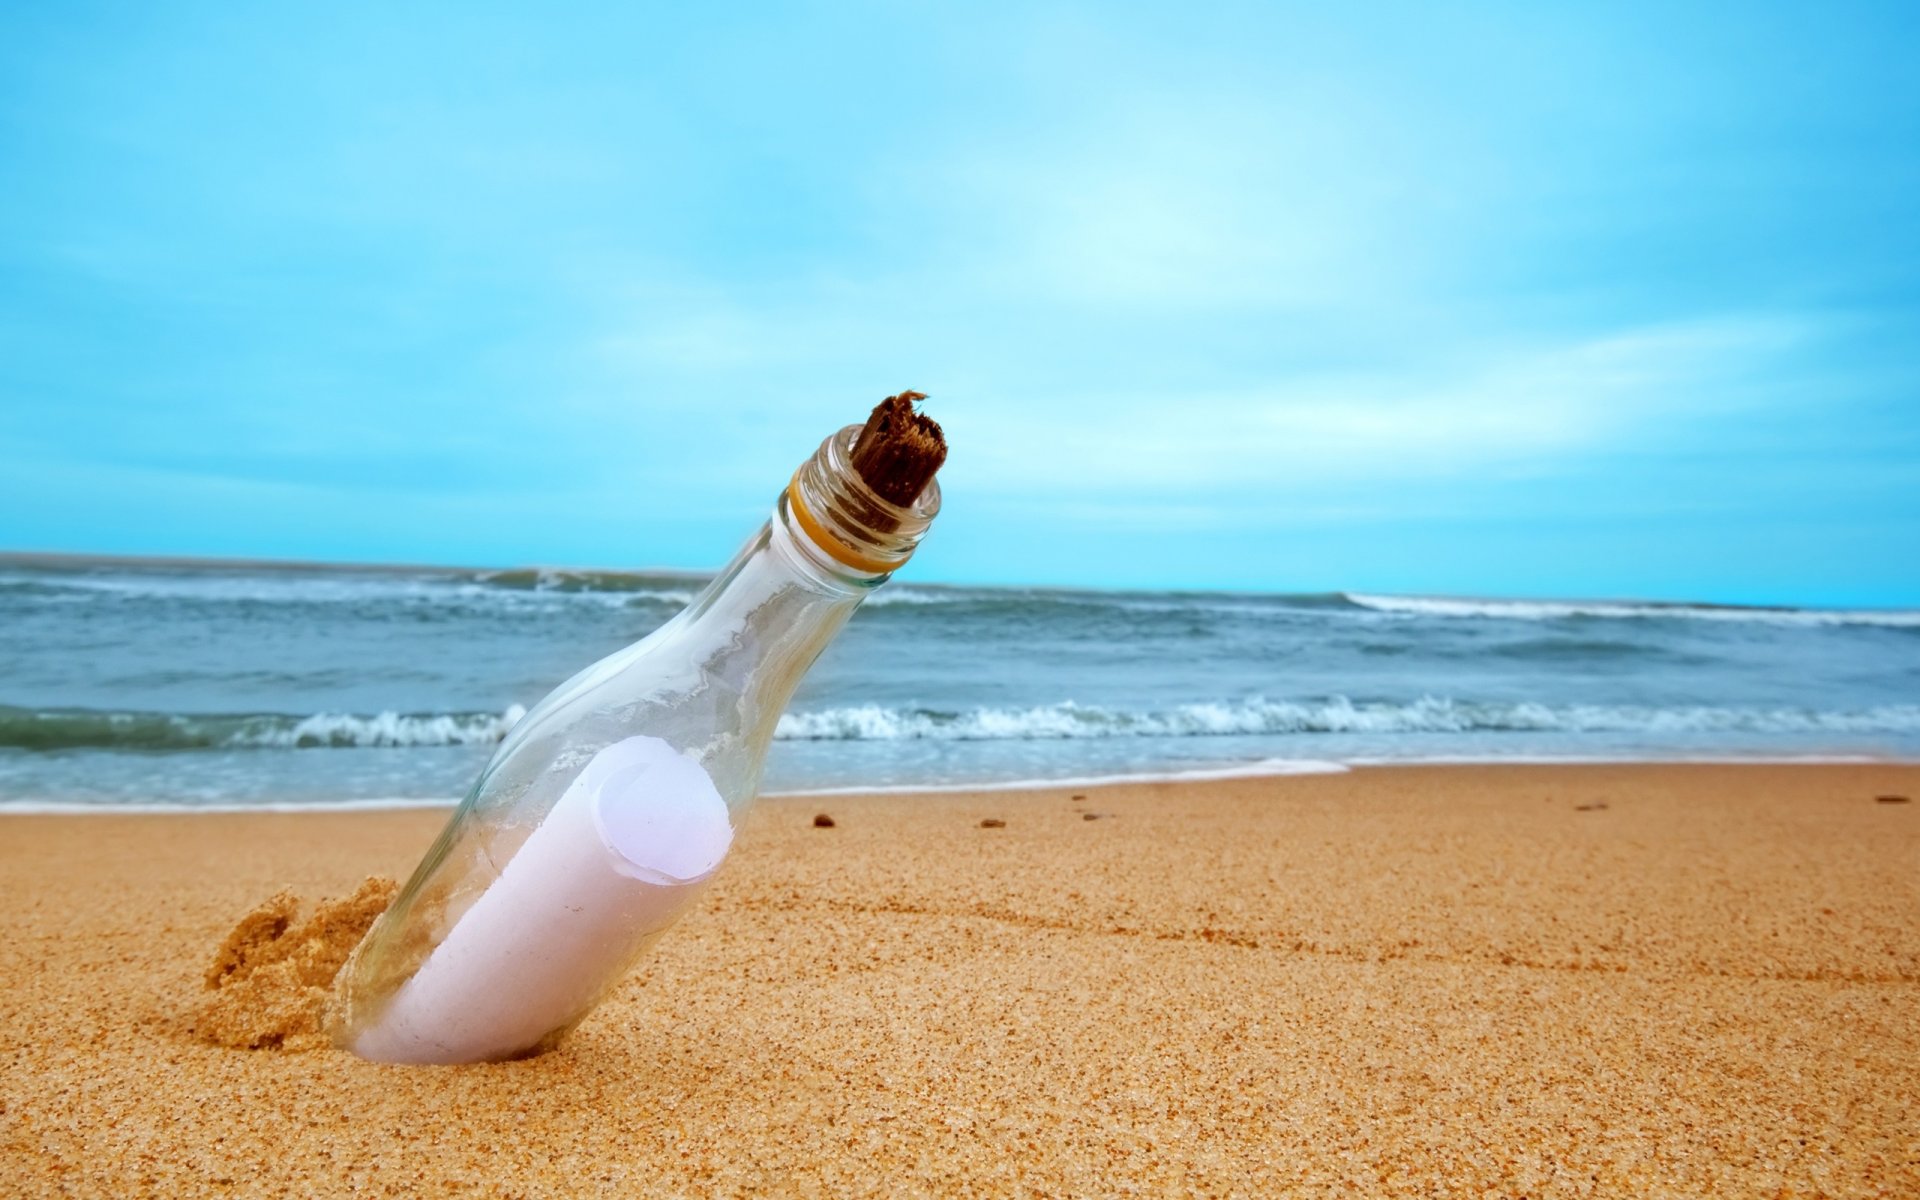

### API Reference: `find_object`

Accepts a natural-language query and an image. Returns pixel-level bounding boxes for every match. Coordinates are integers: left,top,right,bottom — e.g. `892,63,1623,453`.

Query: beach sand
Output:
3,764,1917,1197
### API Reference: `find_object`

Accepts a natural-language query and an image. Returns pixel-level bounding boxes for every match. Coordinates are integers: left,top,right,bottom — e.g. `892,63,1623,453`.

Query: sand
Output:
2,764,1917,1197
193,877,396,1052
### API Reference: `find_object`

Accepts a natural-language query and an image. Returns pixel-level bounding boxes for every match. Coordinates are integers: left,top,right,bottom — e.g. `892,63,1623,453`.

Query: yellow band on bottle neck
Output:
786,473,899,575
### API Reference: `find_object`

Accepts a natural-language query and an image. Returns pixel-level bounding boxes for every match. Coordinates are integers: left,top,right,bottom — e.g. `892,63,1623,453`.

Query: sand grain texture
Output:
3,765,1918,1197
192,877,396,1051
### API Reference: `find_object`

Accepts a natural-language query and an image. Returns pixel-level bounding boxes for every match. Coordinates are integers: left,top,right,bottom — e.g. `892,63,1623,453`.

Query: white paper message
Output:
352,736,732,1064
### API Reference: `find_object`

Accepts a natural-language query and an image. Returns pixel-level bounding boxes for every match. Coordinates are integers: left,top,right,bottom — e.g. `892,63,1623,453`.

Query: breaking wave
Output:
773,697,1920,741
10,696,1918,754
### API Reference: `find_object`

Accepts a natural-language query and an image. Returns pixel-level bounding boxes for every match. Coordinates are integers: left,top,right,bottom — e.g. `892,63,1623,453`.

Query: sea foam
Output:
1344,593,1920,628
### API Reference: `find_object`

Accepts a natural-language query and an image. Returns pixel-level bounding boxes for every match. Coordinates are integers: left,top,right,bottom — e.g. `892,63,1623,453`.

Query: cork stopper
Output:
849,391,946,507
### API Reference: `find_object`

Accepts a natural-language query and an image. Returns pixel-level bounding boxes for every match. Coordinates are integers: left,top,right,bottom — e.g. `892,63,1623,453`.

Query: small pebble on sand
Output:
980,818,1006,828
812,813,836,827
1875,794,1910,804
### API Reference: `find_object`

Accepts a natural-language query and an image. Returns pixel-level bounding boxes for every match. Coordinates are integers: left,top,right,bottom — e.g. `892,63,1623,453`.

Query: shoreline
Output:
4,762,1916,1195
2,753,1913,815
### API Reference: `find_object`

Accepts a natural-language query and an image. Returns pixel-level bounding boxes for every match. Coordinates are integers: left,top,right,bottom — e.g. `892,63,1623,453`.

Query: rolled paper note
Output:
351,736,732,1064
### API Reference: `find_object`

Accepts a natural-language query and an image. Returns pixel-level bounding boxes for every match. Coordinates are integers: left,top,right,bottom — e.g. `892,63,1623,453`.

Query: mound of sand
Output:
191,877,395,1051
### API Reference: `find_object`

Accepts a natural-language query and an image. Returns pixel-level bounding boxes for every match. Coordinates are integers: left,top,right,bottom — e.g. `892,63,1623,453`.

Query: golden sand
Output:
192,877,395,1052
3,765,1917,1197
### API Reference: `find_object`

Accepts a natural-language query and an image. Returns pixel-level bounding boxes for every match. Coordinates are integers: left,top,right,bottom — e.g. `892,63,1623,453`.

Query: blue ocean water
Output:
1,556,1916,809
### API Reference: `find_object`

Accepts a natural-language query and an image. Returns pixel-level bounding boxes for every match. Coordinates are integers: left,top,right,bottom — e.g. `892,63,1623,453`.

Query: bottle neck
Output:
779,423,942,587
653,427,940,799
467,425,945,812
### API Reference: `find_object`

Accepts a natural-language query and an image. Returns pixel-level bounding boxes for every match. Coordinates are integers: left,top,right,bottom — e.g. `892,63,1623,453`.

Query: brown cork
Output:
849,390,946,507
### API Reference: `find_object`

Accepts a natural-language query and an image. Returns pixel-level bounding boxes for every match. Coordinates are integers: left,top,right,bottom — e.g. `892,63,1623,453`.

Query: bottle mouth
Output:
783,425,941,578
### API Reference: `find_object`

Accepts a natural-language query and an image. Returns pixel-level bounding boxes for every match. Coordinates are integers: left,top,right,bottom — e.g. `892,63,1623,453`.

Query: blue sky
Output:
2,2,1916,606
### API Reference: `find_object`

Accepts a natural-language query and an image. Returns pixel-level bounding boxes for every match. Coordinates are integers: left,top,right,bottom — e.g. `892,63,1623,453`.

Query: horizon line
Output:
4,548,1916,615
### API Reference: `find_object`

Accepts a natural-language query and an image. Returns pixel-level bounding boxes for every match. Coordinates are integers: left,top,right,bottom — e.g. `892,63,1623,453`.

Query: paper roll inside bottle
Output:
350,737,732,1065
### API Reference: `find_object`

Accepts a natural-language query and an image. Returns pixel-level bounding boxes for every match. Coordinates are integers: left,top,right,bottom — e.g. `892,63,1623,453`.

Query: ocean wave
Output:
1343,593,1920,628
473,568,698,604
0,704,527,751
231,705,529,748
861,586,1215,610
857,586,1349,619
0,568,698,610
859,586,975,607
7,696,1917,754
774,697,1920,741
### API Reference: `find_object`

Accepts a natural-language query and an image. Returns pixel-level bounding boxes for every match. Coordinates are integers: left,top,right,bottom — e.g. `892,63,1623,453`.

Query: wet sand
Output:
3,764,1917,1197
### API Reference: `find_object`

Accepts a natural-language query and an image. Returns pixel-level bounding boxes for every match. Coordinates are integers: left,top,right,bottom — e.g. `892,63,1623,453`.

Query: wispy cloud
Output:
1080,315,1810,489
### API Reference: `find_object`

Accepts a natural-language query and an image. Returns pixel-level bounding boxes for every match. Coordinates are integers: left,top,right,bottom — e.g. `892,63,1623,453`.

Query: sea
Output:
2,556,1916,811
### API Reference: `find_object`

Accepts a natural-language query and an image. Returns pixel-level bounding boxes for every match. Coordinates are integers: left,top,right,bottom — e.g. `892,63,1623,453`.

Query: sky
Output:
1,2,1916,606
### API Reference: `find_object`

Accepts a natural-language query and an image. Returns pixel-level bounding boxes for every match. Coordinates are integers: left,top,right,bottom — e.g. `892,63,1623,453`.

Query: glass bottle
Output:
333,422,941,1063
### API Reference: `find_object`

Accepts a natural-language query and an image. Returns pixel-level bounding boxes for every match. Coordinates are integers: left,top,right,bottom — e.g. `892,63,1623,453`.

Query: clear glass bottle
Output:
334,423,940,1063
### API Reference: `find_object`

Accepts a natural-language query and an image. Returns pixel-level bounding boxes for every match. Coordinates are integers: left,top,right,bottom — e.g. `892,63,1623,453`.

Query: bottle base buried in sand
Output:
349,737,732,1065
